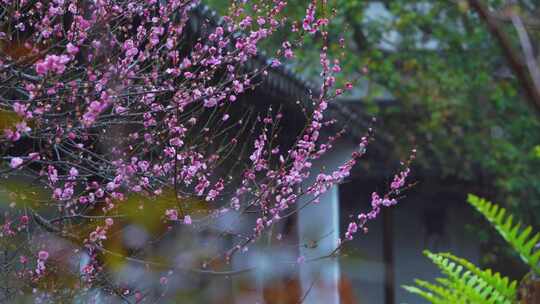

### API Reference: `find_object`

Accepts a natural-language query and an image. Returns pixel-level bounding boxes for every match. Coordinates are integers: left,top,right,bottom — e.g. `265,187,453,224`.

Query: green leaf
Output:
438,252,517,300
467,194,540,276
405,250,514,303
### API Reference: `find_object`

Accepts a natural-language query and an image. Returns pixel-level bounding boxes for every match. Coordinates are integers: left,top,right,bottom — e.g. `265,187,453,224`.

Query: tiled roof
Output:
192,5,395,146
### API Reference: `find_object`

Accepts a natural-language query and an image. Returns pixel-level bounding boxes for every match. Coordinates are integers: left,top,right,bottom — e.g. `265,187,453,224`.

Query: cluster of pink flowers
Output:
35,54,71,76
10,157,23,169
35,251,49,276
165,209,192,225
88,219,114,244
344,150,416,241
0,0,413,300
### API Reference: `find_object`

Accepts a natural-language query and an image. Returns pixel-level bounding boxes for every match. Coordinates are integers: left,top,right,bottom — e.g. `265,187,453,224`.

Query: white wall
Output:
298,139,357,303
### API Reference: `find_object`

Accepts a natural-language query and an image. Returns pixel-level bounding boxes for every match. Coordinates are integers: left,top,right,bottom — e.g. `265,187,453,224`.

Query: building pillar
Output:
297,142,355,303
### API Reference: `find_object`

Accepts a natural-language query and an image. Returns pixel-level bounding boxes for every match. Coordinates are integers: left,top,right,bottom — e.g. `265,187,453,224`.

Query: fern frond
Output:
424,250,512,304
402,283,446,304
438,252,517,299
467,194,540,275
403,278,465,304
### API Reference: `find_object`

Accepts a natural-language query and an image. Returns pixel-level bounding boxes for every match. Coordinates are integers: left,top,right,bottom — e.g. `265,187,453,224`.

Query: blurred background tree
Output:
205,0,540,272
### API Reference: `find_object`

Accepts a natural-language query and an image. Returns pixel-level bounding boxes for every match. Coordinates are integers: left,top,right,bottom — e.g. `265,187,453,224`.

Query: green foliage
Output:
438,252,518,299
405,195,540,303
404,251,515,304
403,279,458,304
467,194,540,275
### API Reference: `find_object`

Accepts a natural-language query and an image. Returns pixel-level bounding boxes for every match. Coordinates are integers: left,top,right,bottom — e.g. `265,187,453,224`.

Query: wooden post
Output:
519,273,540,304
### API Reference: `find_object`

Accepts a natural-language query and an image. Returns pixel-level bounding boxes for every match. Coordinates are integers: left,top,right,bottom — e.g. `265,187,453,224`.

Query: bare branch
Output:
467,0,540,115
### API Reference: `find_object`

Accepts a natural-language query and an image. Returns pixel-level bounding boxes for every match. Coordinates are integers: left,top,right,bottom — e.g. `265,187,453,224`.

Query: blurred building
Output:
0,4,482,304
160,5,484,304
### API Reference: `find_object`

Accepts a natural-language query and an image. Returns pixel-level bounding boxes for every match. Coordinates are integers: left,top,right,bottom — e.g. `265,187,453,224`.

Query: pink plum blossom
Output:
10,157,23,168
